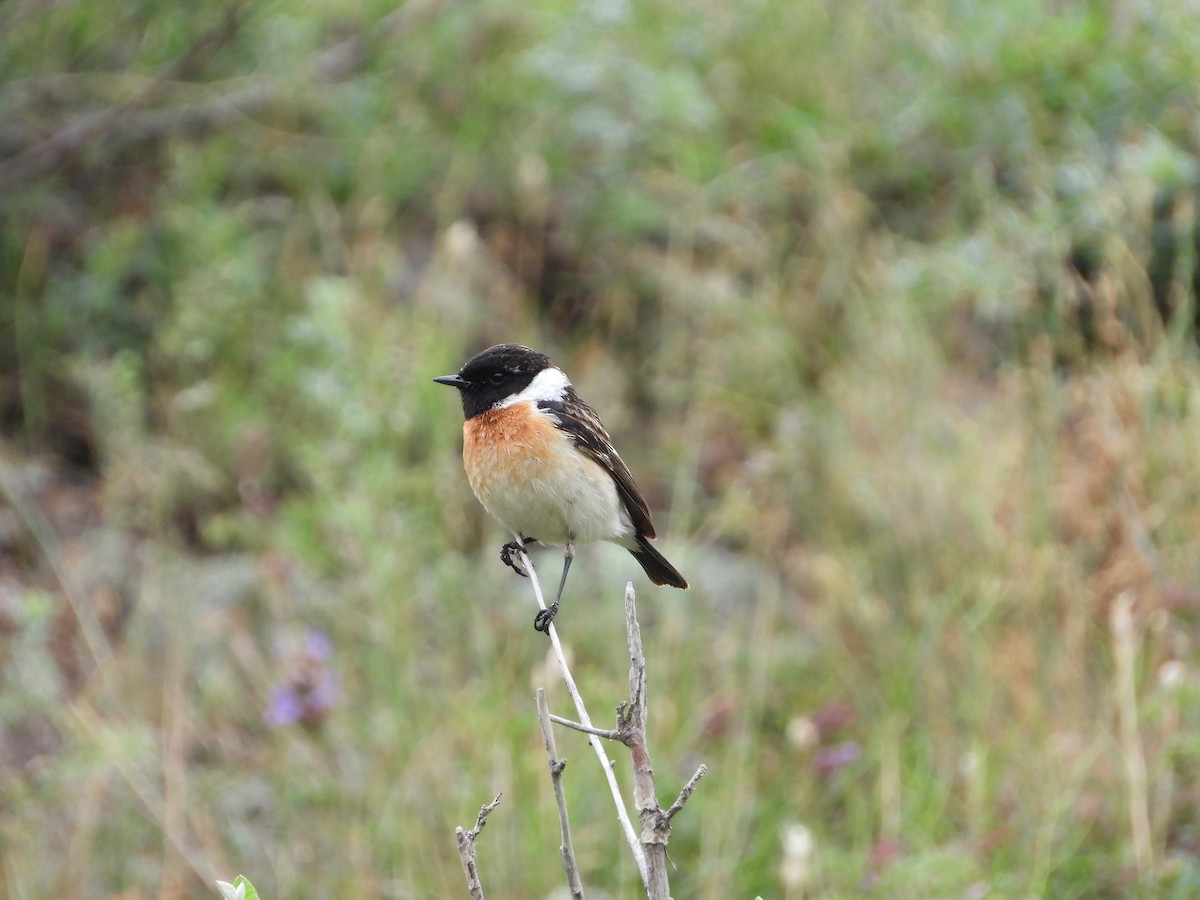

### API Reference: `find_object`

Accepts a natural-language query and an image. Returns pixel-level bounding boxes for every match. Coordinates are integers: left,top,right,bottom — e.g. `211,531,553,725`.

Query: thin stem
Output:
537,689,586,899
549,714,625,743
665,764,709,823
516,539,648,882
1111,592,1152,878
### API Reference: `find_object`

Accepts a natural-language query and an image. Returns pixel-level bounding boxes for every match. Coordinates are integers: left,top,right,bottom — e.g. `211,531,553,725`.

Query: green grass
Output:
3,0,1200,896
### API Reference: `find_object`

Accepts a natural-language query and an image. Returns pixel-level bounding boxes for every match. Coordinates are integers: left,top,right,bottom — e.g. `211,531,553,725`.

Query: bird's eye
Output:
489,371,506,385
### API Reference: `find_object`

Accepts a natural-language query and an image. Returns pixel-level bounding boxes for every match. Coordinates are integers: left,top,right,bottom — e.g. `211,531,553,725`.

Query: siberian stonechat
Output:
435,344,688,632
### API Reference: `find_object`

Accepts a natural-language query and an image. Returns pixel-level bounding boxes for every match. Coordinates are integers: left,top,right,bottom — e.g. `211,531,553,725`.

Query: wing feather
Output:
538,392,657,539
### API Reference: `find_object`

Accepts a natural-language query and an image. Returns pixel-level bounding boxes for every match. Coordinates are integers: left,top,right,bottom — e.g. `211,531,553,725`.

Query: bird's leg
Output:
500,535,536,577
534,540,574,633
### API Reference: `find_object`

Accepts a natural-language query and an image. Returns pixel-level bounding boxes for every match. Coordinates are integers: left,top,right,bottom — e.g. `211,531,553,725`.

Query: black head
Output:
434,344,555,419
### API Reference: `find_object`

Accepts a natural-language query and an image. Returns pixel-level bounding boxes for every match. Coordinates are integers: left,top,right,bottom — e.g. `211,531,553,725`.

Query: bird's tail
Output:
630,534,688,589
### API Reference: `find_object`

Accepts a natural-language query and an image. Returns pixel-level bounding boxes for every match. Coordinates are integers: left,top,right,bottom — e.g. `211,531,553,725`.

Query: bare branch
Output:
470,793,503,838
548,714,626,743
623,583,655,813
537,689,586,900
623,583,708,899
455,792,502,900
665,765,708,823
515,541,648,881
621,584,671,899
519,561,707,897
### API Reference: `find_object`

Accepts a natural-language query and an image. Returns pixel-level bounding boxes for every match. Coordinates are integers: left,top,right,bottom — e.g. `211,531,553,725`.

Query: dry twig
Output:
455,792,503,900
548,714,624,743
515,541,648,881
525,566,707,898
619,583,707,898
537,689,586,899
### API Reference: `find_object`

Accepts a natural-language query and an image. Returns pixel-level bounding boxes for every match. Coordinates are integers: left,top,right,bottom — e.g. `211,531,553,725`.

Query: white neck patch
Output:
498,366,570,408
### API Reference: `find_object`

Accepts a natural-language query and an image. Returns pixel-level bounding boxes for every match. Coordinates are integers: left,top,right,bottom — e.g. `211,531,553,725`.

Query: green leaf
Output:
233,876,261,900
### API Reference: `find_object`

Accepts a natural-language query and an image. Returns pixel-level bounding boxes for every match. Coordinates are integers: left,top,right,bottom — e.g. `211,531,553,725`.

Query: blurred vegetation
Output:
4,0,1200,896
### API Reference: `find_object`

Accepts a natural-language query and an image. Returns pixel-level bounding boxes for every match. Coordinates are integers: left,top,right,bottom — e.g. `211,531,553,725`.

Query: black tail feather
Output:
630,534,688,589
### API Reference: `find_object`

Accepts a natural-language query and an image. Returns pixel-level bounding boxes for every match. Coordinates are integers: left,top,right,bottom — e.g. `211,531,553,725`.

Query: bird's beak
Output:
433,374,468,389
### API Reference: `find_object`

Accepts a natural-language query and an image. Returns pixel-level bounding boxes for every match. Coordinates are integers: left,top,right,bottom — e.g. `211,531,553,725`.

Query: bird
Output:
434,343,688,632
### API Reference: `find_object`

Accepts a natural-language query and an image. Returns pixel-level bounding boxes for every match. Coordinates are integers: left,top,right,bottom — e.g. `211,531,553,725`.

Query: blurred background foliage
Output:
4,0,1200,896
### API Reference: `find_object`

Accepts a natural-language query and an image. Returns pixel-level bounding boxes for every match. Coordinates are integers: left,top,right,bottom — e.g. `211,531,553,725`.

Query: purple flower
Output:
303,629,333,660
814,741,862,779
264,628,339,729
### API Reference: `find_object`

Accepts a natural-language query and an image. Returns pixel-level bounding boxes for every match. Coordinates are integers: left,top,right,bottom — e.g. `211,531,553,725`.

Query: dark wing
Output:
539,392,657,539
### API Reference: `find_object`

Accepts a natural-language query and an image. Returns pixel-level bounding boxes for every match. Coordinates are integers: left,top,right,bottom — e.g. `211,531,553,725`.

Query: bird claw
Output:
500,538,534,577
533,602,559,634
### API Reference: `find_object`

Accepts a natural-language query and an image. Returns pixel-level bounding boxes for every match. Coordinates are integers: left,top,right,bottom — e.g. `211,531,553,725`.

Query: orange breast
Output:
460,403,629,544
464,405,558,472
463,405,559,509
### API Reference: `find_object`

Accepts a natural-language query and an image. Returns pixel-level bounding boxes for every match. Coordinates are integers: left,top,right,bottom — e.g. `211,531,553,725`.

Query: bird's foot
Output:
533,601,559,634
500,537,536,577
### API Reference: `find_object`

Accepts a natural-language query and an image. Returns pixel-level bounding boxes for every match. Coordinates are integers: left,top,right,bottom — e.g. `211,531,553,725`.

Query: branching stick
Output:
455,792,502,900
520,553,708,898
618,583,707,898
537,688,586,899
515,540,649,881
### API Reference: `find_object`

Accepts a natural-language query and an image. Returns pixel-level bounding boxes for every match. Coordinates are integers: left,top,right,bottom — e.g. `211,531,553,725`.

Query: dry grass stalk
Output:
1110,591,1152,879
